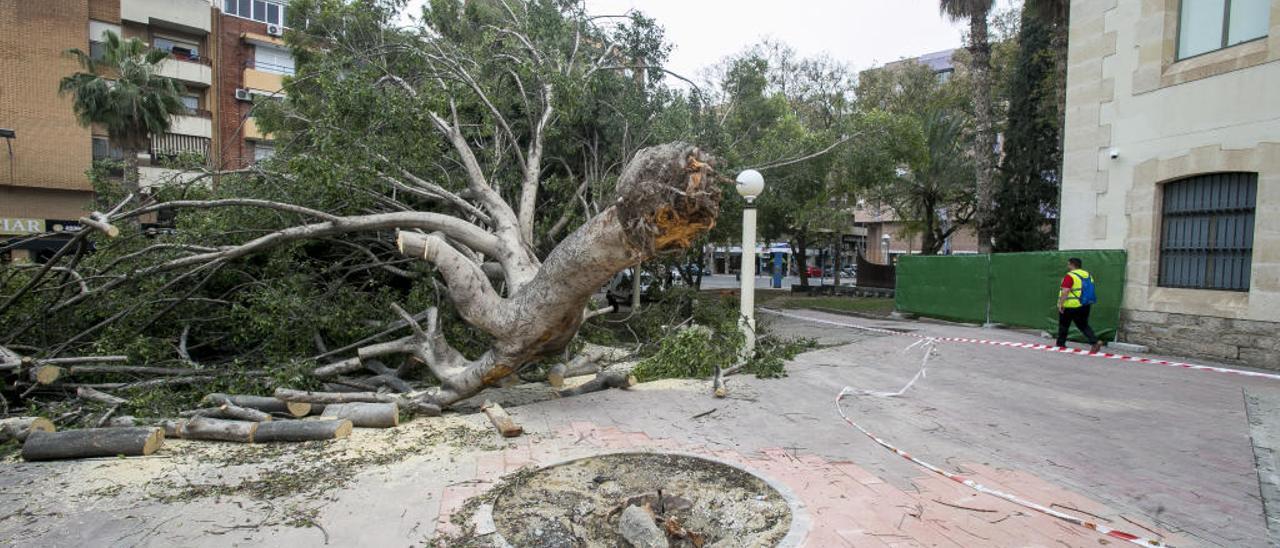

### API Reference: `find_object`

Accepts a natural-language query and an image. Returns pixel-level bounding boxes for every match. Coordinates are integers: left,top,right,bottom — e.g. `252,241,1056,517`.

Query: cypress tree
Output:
992,11,1061,252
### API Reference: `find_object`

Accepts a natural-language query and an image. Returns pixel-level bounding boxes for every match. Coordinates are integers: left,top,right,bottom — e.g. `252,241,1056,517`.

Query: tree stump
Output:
21,427,162,461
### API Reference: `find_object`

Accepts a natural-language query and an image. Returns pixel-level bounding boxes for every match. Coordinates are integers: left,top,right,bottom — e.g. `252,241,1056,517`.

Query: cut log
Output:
274,388,396,404
180,417,257,443
76,386,128,405
202,393,311,417
480,400,522,438
0,417,56,443
557,369,636,398
28,365,63,385
547,352,604,388
311,356,364,378
320,402,399,428
158,419,187,438
254,419,353,442
219,403,271,422
21,427,162,461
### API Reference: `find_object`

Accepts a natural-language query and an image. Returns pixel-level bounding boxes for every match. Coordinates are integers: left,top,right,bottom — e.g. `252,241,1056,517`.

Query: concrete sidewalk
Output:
1,309,1272,546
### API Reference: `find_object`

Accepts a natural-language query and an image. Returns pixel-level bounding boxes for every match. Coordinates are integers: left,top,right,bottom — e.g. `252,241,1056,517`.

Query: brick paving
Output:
433,420,1186,546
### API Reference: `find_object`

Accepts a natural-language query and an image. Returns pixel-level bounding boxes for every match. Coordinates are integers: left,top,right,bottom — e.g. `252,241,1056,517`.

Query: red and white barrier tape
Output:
836,388,1169,546
762,308,1280,382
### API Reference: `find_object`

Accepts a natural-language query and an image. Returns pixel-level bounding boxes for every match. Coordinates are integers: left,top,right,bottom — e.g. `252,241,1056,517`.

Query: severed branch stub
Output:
557,369,636,398
480,400,523,438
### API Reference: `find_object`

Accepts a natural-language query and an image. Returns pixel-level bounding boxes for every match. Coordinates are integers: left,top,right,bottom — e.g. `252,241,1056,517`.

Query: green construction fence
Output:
895,250,1126,341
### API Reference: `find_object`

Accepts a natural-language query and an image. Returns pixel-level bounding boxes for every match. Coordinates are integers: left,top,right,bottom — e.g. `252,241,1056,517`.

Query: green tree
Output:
59,30,186,197
992,9,1060,251
940,0,997,253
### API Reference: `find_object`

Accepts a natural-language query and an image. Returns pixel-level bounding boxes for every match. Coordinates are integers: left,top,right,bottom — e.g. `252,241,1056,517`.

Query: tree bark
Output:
179,416,257,443
557,369,636,397
202,393,312,417
796,230,809,287
320,402,398,428
22,427,162,460
274,388,397,404
970,12,996,254
0,417,56,442
254,419,353,442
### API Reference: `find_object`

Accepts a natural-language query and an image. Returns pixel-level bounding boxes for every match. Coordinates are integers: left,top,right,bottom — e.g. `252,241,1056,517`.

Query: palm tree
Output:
940,0,996,254
59,30,186,197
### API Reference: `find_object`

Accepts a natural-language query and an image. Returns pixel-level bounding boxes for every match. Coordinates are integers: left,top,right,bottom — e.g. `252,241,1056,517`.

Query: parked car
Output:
804,265,823,277
605,268,655,308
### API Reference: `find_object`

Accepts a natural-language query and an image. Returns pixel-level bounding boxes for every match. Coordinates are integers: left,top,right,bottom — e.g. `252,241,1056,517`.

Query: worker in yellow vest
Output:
1056,257,1103,353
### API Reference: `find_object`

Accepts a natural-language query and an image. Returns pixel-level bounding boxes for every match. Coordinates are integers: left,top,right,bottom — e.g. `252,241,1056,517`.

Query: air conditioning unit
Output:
266,24,283,37
234,88,252,101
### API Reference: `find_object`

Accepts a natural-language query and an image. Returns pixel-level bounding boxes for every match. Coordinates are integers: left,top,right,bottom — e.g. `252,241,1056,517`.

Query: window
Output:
1158,172,1256,291
253,44,295,75
1178,0,1271,59
253,142,275,162
224,0,287,27
153,35,201,62
180,94,200,113
91,137,123,162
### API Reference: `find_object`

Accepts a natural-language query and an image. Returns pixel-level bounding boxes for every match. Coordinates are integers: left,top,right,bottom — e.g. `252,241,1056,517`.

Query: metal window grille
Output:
1158,172,1256,291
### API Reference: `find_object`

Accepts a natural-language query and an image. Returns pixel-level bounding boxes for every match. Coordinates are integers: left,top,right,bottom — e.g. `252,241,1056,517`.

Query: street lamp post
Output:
736,169,765,358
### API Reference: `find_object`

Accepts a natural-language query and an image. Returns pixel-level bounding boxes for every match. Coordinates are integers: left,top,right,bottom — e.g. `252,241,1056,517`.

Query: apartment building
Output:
1060,0,1279,367
0,0,291,262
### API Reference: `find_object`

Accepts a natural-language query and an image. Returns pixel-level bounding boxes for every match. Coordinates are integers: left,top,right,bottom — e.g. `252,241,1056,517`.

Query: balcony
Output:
242,64,286,94
157,56,212,87
121,0,212,34
168,112,213,139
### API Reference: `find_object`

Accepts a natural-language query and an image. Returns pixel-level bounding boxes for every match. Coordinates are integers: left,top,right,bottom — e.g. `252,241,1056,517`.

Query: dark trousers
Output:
1057,305,1098,347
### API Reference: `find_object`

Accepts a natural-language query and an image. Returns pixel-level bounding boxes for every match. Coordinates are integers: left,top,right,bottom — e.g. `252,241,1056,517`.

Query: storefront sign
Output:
0,217,43,235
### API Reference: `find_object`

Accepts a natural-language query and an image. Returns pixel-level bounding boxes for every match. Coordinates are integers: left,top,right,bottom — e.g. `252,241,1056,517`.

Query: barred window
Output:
1158,172,1256,291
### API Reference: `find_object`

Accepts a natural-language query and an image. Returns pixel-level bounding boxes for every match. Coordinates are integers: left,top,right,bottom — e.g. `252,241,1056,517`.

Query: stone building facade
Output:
1061,0,1280,367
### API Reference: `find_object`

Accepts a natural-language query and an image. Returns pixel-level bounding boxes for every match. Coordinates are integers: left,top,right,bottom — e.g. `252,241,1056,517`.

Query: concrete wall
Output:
121,0,210,33
1062,0,1280,367
156,57,212,86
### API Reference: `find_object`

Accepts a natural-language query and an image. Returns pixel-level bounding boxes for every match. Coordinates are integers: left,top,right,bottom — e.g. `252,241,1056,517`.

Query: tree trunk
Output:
122,142,141,197
796,230,809,287
832,232,842,286
179,416,257,443
390,144,719,410
970,12,996,254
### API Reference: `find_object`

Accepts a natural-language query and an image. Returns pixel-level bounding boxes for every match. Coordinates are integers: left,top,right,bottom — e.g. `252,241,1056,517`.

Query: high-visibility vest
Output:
1063,269,1091,309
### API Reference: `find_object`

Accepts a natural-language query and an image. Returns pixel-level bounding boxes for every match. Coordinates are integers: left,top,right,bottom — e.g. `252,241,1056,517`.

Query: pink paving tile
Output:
473,452,505,481
830,460,887,486
623,431,651,446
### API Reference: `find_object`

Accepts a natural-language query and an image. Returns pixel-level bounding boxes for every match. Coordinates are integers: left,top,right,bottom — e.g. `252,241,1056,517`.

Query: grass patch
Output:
755,292,895,317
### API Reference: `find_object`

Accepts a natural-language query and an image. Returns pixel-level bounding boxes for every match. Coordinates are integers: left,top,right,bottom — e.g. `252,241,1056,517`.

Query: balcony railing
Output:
243,58,294,76
186,108,213,118
150,133,211,166
158,48,212,66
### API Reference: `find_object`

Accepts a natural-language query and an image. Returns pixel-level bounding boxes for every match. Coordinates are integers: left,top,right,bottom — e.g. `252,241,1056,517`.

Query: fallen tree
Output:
0,1,724,420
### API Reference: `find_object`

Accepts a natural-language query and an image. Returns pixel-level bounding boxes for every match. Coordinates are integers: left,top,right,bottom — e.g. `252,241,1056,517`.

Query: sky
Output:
402,0,1019,81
